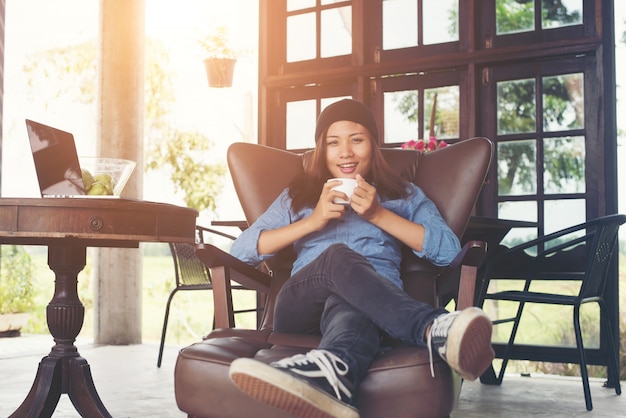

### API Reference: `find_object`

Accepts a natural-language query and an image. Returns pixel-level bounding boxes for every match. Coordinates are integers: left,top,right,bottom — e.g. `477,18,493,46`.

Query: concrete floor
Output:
1,334,624,417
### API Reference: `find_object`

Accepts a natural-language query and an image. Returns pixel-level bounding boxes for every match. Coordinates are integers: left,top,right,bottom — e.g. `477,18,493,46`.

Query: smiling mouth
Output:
338,163,357,169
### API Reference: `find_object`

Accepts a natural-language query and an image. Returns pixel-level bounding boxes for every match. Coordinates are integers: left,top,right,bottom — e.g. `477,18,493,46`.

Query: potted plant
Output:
198,25,237,88
0,245,35,337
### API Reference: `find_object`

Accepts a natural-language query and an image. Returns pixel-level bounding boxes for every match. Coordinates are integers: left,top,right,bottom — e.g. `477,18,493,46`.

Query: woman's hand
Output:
351,174,426,252
257,182,346,254
350,174,382,220
308,180,348,231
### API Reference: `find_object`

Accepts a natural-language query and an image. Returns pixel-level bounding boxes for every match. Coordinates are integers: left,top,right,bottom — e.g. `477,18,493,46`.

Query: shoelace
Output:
426,311,459,378
274,350,351,400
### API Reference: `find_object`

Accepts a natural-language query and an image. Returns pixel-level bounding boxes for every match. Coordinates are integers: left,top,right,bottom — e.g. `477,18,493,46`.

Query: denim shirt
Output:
230,183,460,289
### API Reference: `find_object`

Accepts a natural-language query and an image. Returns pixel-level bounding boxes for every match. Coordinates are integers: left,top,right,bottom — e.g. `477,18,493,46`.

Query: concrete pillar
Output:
94,0,145,344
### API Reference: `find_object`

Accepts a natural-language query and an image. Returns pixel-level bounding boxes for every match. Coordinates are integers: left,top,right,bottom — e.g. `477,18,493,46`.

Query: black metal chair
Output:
478,214,625,410
157,225,256,367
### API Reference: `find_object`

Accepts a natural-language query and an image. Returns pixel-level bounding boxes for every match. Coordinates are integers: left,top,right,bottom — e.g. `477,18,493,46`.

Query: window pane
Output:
544,136,585,194
498,201,538,247
497,78,536,135
423,0,458,45
321,6,352,58
498,140,536,196
496,0,534,35
287,13,316,62
542,73,584,131
321,96,350,111
383,0,418,50
384,90,419,144
542,0,583,29
287,0,315,11
287,100,316,149
424,86,459,139
544,198,585,235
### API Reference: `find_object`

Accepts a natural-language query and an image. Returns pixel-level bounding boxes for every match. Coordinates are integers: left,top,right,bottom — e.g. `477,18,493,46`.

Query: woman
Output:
228,99,494,418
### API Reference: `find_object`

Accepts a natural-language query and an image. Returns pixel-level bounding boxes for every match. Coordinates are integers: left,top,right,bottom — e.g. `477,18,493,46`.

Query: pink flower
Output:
401,139,424,151
401,137,447,153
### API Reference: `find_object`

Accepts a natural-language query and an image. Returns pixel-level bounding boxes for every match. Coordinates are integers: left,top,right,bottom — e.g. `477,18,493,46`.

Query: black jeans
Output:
273,243,447,385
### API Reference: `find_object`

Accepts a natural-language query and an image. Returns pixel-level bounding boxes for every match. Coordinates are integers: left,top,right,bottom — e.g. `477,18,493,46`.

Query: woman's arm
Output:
350,174,426,251
366,207,426,252
350,174,459,262
257,180,349,255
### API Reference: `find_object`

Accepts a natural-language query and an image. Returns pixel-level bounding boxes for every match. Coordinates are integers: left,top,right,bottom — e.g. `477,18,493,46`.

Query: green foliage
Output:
496,78,536,134
144,39,176,131
541,0,581,27
23,42,98,106
197,24,238,59
495,0,534,34
145,129,226,212
0,245,35,313
495,0,581,34
497,141,536,195
531,309,626,381
143,38,226,213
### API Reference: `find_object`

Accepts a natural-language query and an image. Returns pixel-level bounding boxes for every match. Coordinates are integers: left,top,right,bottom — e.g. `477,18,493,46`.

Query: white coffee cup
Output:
327,178,358,204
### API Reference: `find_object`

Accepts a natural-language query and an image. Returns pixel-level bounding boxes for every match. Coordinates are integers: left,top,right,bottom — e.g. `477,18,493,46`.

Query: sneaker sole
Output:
229,358,360,418
444,307,495,381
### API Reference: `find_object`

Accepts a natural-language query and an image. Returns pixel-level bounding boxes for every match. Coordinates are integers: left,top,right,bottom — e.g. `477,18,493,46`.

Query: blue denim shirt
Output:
230,183,460,289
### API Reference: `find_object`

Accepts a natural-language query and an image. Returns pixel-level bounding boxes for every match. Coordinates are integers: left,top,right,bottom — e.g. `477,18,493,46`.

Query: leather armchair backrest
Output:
415,138,492,239
227,142,304,226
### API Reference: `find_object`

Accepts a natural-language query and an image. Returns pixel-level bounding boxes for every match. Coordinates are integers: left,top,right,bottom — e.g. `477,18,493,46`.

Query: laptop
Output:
25,119,87,197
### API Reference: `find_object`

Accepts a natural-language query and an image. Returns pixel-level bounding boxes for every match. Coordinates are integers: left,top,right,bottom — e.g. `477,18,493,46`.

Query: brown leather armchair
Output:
174,137,493,418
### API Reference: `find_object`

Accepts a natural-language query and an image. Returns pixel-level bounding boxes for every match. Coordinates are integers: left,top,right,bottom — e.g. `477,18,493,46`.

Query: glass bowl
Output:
79,157,136,196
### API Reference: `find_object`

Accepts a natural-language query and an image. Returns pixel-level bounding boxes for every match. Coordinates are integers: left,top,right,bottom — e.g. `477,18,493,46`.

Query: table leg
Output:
9,245,112,418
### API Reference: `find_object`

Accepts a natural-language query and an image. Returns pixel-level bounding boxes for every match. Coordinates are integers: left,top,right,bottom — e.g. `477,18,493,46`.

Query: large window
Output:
486,63,591,247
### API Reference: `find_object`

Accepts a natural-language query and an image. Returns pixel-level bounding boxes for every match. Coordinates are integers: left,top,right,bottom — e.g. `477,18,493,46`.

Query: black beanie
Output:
314,99,379,144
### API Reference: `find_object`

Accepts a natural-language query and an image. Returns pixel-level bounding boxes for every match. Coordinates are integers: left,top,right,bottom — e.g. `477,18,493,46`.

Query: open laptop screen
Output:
25,119,86,197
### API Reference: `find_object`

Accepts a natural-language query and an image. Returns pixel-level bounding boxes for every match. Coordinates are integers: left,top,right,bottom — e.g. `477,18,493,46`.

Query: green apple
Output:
82,169,94,190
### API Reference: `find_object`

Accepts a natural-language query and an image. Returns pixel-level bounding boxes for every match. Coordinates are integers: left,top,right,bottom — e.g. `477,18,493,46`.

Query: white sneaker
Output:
229,349,359,418
427,307,495,381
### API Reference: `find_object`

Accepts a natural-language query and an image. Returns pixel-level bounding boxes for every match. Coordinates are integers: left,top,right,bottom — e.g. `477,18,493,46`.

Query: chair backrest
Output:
228,143,304,226
170,241,212,288
414,139,492,239
579,214,626,299
487,214,626,298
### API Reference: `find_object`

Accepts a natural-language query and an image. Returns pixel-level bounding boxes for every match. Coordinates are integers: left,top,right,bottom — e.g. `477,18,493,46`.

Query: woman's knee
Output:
320,243,357,261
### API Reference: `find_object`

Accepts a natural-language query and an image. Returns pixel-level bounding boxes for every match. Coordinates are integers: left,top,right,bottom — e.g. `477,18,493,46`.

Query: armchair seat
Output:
176,332,456,418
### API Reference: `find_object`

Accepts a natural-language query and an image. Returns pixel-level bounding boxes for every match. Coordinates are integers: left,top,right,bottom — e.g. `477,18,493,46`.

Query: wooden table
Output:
0,197,198,418
461,216,536,248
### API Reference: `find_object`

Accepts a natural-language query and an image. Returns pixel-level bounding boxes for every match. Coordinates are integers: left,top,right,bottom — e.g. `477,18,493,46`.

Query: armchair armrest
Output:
436,240,487,310
195,243,272,329
195,243,272,291
195,224,238,242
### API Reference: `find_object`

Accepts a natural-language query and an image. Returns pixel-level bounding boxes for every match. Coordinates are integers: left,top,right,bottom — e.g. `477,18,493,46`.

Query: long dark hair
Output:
289,128,410,212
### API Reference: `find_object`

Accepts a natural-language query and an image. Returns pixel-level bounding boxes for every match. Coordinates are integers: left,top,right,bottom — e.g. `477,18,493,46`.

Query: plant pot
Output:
203,57,236,88
0,312,30,337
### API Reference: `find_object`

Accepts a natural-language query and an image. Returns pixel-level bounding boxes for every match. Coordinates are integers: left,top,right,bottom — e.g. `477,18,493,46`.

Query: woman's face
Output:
324,120,373,179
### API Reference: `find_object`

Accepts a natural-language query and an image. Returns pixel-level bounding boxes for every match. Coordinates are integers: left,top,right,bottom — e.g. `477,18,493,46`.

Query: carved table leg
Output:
9,244,112,418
